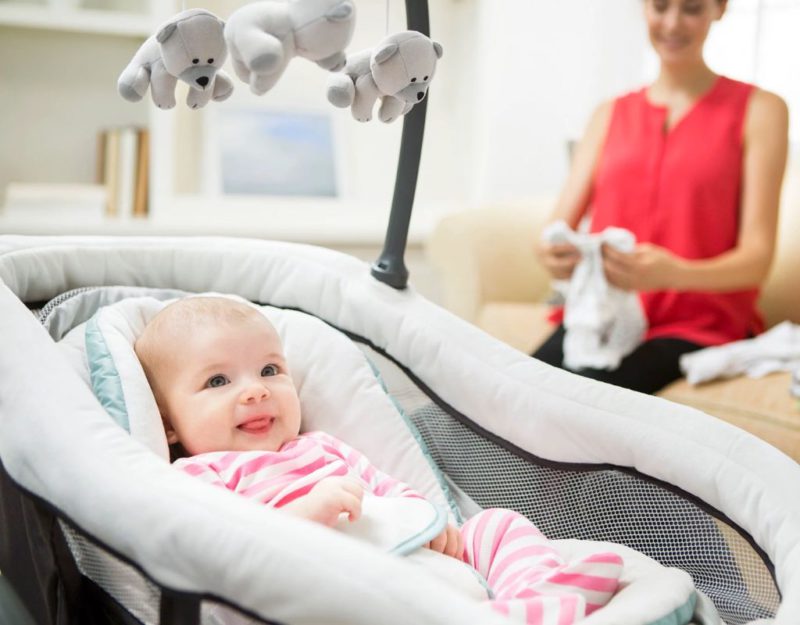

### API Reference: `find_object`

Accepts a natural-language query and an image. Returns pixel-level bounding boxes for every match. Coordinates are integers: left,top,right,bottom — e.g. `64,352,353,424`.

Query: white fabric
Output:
541,220,646,371
2,236,800,624
680,321,800,385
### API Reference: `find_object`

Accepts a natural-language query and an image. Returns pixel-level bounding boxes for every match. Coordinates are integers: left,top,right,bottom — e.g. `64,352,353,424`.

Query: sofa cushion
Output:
477,302,552,354
658,373,800,462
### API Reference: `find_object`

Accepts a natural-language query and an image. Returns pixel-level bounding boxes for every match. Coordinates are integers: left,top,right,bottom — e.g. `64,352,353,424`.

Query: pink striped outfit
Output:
174,431,623,624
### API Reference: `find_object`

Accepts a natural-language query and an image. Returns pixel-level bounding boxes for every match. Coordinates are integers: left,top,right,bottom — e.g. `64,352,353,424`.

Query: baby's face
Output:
157,314,301,456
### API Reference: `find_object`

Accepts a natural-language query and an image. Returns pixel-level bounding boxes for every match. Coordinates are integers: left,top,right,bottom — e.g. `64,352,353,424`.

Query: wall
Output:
0,28,148,200
465,0,649,206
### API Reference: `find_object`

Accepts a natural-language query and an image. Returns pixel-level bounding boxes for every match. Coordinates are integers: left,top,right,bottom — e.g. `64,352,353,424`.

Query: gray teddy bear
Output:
118,9,234,110
224,0,356,96
327,31,443,123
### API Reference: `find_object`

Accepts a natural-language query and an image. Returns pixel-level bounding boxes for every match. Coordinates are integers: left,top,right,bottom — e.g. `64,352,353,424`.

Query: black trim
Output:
371,0,431,290
159,591,200,625
0,460,82,625
78,576,145,625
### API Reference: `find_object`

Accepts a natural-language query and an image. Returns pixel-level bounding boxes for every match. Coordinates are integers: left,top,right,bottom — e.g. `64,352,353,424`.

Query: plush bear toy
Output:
118,9,234,110
327,31,443,123
224,0,356,96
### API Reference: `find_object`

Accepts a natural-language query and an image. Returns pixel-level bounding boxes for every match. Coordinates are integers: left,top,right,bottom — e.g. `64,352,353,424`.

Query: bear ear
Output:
374,42,399,65
327,1,354,22
156,21,178,44
432,41,444,59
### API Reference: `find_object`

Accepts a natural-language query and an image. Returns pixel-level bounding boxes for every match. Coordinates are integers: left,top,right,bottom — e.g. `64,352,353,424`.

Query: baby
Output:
135,296,623,624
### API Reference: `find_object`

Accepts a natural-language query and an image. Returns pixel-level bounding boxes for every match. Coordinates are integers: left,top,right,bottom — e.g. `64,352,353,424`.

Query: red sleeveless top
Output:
583,76,761,346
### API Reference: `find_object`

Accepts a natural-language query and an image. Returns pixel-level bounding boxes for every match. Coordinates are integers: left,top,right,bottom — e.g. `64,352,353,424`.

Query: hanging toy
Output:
327,30,443,123
224,0,356,96
118,9,234,110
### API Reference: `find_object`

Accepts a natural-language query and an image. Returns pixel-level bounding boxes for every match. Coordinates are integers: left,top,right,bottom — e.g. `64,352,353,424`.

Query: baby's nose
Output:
242,383,269,403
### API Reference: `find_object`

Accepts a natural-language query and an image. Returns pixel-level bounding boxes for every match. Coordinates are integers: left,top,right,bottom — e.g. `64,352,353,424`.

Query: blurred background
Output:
1,0,798,301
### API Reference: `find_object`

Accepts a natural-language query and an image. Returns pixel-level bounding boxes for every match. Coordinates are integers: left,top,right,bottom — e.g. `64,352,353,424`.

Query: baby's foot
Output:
534,551,624,614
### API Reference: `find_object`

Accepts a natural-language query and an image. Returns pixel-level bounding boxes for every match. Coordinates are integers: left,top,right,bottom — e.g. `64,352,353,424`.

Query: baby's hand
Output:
425,523,463,560
282,476,364,527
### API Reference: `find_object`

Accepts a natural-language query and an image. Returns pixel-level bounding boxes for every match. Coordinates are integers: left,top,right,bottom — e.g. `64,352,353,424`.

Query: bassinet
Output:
1,234,799,625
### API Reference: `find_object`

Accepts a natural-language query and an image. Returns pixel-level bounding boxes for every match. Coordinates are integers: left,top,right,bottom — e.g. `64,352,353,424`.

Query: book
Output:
98,126,149,218
102,129,120,217
133,128,149,217
116,126,138,218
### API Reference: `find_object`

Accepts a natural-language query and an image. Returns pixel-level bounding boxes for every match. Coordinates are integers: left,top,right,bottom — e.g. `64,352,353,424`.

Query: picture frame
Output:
203,105,346,199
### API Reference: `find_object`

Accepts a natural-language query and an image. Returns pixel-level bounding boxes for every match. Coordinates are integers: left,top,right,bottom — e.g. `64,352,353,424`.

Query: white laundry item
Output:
679,321,800,385
541,220,647,371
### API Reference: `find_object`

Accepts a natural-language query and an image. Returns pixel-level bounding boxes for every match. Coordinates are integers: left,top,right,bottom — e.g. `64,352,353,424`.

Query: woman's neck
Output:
652,61,718,100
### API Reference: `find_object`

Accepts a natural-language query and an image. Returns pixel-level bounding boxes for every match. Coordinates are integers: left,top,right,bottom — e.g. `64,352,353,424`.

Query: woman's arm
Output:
604,89,789,292
538,100,614,279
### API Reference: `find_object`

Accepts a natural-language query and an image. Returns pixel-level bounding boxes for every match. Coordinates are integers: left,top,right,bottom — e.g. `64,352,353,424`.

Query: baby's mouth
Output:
238,416,275,434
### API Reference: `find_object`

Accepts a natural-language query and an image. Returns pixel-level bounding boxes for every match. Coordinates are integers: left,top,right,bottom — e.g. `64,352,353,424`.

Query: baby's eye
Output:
261,364,279,377
206,374,229,388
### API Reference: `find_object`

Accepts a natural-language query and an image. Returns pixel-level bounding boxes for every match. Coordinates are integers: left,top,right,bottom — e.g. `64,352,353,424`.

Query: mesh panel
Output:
60,522,160,625
359,344,780,625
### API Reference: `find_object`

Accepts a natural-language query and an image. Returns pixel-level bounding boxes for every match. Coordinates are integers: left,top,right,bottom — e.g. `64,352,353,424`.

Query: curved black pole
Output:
370,0,430,290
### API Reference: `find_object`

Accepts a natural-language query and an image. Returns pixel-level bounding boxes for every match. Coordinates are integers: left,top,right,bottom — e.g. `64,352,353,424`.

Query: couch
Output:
428,173,800,462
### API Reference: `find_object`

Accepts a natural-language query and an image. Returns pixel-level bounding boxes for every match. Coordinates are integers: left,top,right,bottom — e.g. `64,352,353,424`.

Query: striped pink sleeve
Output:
309,432,425,500
172,457,227,489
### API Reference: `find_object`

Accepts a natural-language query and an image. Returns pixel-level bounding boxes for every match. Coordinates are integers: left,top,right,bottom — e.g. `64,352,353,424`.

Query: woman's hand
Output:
537,241,582,280
602,242,682,291
425,523,463,560
282,476,364,527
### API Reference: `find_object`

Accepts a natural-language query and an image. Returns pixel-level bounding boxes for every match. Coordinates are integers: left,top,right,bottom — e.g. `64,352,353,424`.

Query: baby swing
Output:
2,2,800,625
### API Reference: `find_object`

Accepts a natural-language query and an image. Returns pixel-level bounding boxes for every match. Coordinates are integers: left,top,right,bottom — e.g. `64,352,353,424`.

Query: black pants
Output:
532,325,703,394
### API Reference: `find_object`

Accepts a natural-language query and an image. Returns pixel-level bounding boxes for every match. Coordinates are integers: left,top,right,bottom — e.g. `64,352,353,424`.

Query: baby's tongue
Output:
239,418,271,433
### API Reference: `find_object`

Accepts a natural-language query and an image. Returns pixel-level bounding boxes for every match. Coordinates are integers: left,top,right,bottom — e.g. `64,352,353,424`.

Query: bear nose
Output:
417,91,425,101
196,76,209,88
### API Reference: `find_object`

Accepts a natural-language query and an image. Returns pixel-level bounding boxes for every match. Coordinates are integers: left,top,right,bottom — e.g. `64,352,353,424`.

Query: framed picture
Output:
205,106,343,198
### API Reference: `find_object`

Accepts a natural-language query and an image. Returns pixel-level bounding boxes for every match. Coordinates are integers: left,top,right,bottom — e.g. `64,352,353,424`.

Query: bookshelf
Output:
0,0,170,230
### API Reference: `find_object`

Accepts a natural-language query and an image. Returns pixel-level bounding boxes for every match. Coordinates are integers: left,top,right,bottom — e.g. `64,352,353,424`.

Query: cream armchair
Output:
428,189,800,461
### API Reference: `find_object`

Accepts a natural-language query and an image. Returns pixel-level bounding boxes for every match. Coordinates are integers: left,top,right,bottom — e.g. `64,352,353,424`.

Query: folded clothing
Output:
680,321,800,386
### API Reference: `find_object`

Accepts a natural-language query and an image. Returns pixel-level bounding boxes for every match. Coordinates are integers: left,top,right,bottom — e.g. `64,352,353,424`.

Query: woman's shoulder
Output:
584,98,616,134
744,85,789,139
748,86,789,116
719,76,787,110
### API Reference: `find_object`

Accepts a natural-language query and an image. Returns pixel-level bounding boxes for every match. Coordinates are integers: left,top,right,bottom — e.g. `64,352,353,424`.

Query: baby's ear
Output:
160,411,180,445
164,423,180,445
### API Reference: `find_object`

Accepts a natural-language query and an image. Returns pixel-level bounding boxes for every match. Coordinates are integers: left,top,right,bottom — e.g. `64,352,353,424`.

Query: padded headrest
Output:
57,293,457,515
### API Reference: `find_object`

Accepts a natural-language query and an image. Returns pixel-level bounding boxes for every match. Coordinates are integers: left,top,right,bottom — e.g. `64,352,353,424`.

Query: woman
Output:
534,0,789,394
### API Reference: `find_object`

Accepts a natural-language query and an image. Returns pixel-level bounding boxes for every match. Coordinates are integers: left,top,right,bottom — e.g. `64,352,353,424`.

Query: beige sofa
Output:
428,182,800,461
